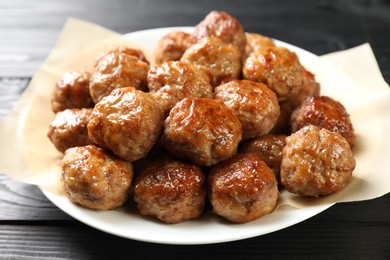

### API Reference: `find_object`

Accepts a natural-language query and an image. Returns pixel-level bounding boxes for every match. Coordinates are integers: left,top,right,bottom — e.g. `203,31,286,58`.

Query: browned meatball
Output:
47,108,94,153
89,51,149,103
291,96,355,148
163,98,242,166
51,71,93,113
155,31,194,64
208,153,278,223
244,32,276,59
289,69,321,109
240,134,287,182
269,101,294,135
95,46,149,66
243,47,305,102
61,145,133,210
134,158,206,223
147,61,213,116
87,87,164,162
214,80,280,139
281,125,355,197
193,10,246,55
181,36,242,87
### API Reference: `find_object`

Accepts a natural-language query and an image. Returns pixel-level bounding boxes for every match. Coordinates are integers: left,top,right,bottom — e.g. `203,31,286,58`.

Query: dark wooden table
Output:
1,0,389,259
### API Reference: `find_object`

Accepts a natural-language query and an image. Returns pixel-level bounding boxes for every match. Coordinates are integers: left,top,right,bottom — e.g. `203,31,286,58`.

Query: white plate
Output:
39,27,354,245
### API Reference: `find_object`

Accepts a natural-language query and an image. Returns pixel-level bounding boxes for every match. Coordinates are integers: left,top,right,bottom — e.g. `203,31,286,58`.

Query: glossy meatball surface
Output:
134,158,206,223
208,153,279,223
291,96,355,148
281,125,355,197
51,71,93,113
240,134,287,182
181,36,242,87
163,98,242,166
155,31,194,64
95,46,149,65
244,32,275,59
87,87,163,162
89,51,149,103
47,108,94,153
147,61,212,116
243,47,305,101
214,80,280,139
193,10,246,55
62,145,133,210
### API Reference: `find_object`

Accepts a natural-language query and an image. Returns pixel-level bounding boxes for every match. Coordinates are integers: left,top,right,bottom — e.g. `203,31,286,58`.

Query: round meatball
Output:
89,51,149,103
51,71,93,113
147,61,213,116
193,10,246,55
214,80,280,139
289,69,321,109
87,87,164,162
208,153,278,223
291,96,355,148
240,134,287,182
134,158,206,223
61,145,133,210
155,31,194,64
281,125,355,197
95,46,149,66
243,47,305,102
163,98,242,166
181,36,242,87
244,32,276,59
47,108,94,153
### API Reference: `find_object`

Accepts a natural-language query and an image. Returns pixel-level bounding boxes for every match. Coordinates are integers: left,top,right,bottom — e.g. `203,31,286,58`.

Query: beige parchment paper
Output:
0,18,389,208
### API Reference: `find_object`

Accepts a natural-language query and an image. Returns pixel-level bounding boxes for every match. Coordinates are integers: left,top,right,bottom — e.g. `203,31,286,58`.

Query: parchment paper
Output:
0,18,389,208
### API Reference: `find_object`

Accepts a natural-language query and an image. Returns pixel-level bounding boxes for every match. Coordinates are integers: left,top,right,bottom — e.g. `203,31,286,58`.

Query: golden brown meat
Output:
243,46,305,102
208,153,279,223
193,10,246,55
47,108,94,153
95,46,149,66
244,32,276,59
163,98,242,166
214,80,280,139
281,125,355,197
89,50,149,103
155,31,194,64
240,134,287,182
181,36,242,87
51,71,93,113
87,87,163,162
133,158,206,224
147,61,212,117
61,145,133,210
291,96,355,148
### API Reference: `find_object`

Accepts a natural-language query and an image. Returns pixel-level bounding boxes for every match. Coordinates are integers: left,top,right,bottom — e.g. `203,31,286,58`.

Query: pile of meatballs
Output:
47,11,356,224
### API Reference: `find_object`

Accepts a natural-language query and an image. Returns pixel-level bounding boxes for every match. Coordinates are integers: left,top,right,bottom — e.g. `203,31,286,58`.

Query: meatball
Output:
61,145,133,210
89,50,149,103
243,46,305,102
291,96,355,148
214,80,280,139
181,36,242,87
95,46,149,66
47,108,94,153
51,71,93,113
163,98,242,166
147,61,213,116
269,101,294,135
240,134,287,182
281,125,355,197
244,32,276,59
208,153,278,223
193,10,246,55
289,69,321,109
134,158,206,223
155,31,194,64
87,87,164,162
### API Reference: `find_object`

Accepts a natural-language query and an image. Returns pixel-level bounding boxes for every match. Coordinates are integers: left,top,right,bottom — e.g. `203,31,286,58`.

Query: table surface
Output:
1,0,390,259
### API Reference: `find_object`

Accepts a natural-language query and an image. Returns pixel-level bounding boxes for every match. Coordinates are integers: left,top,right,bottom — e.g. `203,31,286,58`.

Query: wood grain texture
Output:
0,0,389,258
